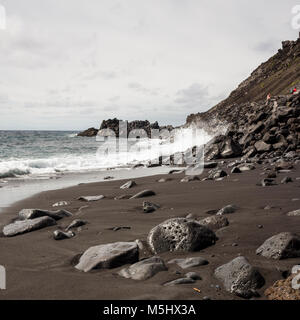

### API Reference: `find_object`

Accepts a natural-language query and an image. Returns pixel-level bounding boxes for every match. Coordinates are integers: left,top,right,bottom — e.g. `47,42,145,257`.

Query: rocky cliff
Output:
187,37,300,128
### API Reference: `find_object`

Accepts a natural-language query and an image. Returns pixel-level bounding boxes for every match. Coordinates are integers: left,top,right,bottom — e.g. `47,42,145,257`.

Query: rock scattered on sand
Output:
130,190,156,199
3,216,57,237
260,178,277,187
106,226,131,231
185,272,201,280
281,176,293,184
52,201,69,207
164,277,196,286
238,164,256,171
256,232,300,260
118,256,167,280
214,256,265,298
204,162,218,169
143,201,160,213
287,209,300,216
208,170,227,180
104,176,114,180
266,170,277,178
157,178,172,183
231,166,241,174
168,169,184,174
120,180,137,189
65,219,87,231
168,257,208,269
114,194,132,200
78,195,105,202
180,175,200,183
147,218,217,254
53,230,75,240
216,204,237,215
75,241,139,272
18,209,72,221
198,215,229,230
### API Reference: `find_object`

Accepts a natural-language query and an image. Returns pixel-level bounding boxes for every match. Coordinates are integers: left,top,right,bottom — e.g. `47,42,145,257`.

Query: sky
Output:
0,0,299,130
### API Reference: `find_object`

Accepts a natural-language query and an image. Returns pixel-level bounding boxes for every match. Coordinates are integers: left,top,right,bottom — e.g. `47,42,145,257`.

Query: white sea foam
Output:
0,127,214,179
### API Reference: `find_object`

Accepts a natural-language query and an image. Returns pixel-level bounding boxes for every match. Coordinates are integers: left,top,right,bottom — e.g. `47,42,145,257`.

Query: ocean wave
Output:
0,127,215,179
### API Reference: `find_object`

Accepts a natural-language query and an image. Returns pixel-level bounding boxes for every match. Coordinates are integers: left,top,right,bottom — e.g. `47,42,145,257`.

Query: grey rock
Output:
120,180,137,189
18,209,72,221
204,162,218,169
78,195,105,202
238,164,256,171
52,201,69,207
209,170,228,180
214,256,264,298
118,256,167,280
66,219,87,231
231,166,241,173
3,216,57,237
168,257,208,269
216,204,237,215
180,175,199,183
130,190,156,199
75,241,139,272
198,215,229,230
114,194,132,200
143,201,160,213
254,140,272,153
147,218,217,254
164,277,196,286
281,176,293,184
168,169,184,174
132,164,144,169
287,209,300,216
256,232,300,260
260,178,277,187
104,176,114,180
158,178,172,183
185,272,201,280
53,230,75,240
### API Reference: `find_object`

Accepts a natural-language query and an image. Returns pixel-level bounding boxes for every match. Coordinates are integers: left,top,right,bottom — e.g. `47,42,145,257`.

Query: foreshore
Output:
0,160,299,300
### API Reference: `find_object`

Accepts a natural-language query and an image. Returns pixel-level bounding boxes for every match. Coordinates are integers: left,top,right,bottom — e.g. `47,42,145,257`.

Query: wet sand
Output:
0,161,299,300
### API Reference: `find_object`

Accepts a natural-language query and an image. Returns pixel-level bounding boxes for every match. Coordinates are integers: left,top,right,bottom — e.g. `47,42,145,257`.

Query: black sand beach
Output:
0,161,299,300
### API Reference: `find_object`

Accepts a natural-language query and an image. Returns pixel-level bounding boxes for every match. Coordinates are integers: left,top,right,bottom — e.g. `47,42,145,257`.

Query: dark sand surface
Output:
0,162,300,300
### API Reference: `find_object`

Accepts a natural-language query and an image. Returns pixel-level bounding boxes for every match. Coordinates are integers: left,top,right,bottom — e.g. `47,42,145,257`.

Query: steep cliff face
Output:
186,37,300,127
204,93,300,161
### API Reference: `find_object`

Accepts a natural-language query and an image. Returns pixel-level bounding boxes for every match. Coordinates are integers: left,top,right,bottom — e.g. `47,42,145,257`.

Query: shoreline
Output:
0,166,176,214
0,160,299,300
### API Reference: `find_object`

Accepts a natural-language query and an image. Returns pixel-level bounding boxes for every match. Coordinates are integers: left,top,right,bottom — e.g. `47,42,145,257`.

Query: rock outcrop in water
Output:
77,119,173,137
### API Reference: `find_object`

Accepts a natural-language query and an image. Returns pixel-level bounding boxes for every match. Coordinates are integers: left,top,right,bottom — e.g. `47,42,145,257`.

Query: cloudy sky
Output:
0,0,299,130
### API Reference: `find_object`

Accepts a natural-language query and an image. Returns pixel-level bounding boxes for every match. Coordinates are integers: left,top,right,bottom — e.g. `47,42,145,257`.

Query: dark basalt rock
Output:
77,127,98,137
18,209,72,221
3,216,57,237
130,190,156,199
256,232,300,260
214,256,265,299
147,218,217,254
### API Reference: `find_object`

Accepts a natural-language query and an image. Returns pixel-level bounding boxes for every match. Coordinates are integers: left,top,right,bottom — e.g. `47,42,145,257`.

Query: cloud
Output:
0,0,298,129
175,83,210,105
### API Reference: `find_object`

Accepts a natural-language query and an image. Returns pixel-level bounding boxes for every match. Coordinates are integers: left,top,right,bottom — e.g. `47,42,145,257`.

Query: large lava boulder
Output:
75,241,139,272
147,218,217,254
256,232,300,260
3,216,57,237
214,256,265,298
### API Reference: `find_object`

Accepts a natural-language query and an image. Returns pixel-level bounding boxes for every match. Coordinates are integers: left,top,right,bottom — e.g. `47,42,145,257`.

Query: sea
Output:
0,129,213,210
